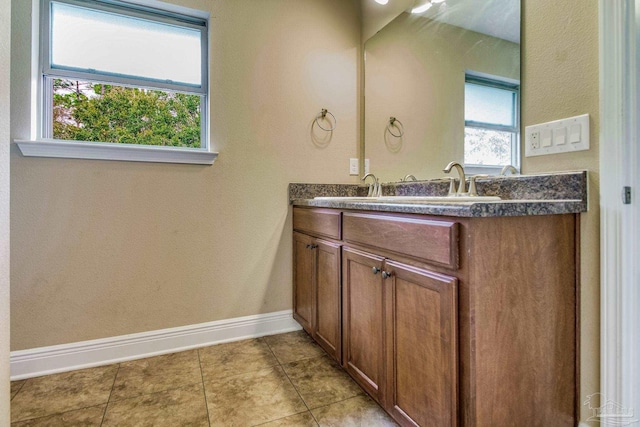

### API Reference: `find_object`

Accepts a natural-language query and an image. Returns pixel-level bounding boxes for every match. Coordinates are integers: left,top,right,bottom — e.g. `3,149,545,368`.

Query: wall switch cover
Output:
541,129,552,147
364,159,370,175
349,158,359,175
524,114,589,157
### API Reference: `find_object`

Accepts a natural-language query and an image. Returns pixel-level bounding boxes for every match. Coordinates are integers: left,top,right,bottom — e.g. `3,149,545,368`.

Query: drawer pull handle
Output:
372,267,381,275
382,271,392,279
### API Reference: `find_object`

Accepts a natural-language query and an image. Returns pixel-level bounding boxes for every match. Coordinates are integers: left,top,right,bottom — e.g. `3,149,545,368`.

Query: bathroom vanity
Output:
290,172,586,427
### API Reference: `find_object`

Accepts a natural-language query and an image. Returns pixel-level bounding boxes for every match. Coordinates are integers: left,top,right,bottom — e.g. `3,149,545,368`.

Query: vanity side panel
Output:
468,214,576,426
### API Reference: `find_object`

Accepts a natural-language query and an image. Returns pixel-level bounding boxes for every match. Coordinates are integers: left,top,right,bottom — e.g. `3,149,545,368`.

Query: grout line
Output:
100,363,120,426
11,404,109,425
197,348,212,427
250,410,314,427
264,336,314,414
10,378,28,401
106,381,204,403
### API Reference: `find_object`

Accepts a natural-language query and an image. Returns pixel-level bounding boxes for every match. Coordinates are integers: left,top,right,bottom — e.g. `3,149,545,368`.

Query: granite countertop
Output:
289,171,588,218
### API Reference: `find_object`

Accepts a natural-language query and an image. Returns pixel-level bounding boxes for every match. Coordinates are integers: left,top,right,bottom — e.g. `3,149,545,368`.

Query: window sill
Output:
464,165,519,176
15,140,218,165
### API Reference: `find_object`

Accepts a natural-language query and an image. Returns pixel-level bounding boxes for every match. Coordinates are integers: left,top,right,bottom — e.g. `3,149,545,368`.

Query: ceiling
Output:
361,0,520,44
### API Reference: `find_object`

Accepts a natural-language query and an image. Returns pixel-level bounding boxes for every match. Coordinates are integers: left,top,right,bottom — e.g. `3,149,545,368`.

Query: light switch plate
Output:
364,159,370,175
349,158,359,175
525,114,589,157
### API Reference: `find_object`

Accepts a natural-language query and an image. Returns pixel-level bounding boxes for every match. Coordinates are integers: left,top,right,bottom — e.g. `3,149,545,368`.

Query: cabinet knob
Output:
372,267,381,275
306,244,317,249
382,271,392,279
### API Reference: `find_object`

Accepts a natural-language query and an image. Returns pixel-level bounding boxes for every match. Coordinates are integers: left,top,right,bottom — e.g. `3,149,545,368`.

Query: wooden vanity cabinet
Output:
383,260,458,427
342,247,386,402
293,209,342,362
292,232,315,333
342,246,459,425
293,207,578,426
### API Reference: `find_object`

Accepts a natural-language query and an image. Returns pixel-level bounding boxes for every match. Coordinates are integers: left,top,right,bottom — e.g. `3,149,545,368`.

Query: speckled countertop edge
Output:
292,198,586,218
289,171,588,218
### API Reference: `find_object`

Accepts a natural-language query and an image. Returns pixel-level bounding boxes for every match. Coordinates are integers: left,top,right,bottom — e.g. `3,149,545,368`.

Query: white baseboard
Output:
10,310,301,380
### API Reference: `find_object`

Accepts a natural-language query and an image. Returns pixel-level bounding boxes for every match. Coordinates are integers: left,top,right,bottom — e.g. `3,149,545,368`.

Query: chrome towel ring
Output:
387,117,404,137
315,109,337,132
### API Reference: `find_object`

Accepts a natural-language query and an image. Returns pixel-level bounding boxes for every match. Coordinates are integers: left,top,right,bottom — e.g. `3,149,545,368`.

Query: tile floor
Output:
10,331,398,426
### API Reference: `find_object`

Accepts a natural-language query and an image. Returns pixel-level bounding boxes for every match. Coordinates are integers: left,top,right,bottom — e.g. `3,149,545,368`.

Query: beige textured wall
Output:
521,0,600,424
364,13,520,182
10,0,361,350
1,0,11,422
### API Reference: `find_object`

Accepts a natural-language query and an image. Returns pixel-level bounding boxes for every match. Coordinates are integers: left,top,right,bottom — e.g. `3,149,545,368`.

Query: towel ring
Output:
315,109,337,132
387,117,404,137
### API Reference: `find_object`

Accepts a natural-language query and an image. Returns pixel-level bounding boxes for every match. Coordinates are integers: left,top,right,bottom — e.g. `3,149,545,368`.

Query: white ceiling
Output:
362,0,520,44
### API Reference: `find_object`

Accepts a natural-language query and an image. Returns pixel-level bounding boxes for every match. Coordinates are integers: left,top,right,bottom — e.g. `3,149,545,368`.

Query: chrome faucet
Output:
500,165,518,176
401,174,417,182
443,161,466,195
362,173,381,197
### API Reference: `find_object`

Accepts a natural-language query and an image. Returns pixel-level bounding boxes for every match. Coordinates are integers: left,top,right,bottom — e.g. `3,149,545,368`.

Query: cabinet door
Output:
293,232,315,334
314,239,342,362
342,247,386,403
384,260,458,427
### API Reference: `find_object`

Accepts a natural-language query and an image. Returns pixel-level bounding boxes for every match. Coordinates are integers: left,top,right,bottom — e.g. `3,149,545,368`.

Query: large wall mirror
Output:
363,0,521,182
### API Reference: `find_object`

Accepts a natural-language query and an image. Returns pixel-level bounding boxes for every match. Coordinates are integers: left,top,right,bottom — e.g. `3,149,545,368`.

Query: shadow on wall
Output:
310,109,336,148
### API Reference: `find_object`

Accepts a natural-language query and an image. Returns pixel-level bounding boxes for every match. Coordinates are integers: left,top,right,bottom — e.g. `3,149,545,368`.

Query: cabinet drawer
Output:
343,212,458,269
293,208,342,240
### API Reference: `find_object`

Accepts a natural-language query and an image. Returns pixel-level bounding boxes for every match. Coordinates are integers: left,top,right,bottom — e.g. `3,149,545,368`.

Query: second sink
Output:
313,196,501,203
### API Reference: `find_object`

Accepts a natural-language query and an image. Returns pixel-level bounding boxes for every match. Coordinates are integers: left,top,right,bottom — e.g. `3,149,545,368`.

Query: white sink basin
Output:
313,196,501,203
376,196,501,203
313,196,380,201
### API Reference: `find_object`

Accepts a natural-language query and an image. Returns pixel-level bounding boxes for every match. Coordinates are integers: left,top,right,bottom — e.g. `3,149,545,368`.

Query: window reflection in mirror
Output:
363,0,520,182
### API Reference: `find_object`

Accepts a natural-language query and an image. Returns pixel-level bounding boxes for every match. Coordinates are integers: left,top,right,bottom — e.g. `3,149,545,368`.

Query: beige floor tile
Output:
283,355,363,409
10,365,118,423
257,411,319,426
110,349,201,400
312,395,398,427
11,380,26,400
199,338,279,380
204,366,306,426
264,331,325,364
102,383,208,427
10,405,106,427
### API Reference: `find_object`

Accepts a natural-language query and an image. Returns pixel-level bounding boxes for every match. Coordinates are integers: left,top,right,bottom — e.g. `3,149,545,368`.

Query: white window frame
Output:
463,73,520,175
16,0,217,165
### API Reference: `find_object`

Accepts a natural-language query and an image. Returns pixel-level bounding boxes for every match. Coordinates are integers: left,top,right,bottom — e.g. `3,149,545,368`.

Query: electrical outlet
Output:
349,158,359,175
364,159,370,175
529,131,540,149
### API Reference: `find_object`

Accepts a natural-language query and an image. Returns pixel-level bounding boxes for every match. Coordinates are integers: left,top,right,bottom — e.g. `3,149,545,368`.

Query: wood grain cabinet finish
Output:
293,232,315,333
292,207,578,426
383,261,458,427
342,247,386,403
343,212,458,269
292,230,342,362
293,208,341,240
314,239,342,360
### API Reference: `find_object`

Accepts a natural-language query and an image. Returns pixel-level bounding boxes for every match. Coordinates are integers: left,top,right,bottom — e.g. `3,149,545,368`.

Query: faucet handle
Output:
445,177,457,196
468,175,488,197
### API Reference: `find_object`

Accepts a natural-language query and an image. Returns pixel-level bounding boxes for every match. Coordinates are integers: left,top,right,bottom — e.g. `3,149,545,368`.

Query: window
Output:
464,74,519,171
18,0,216,164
